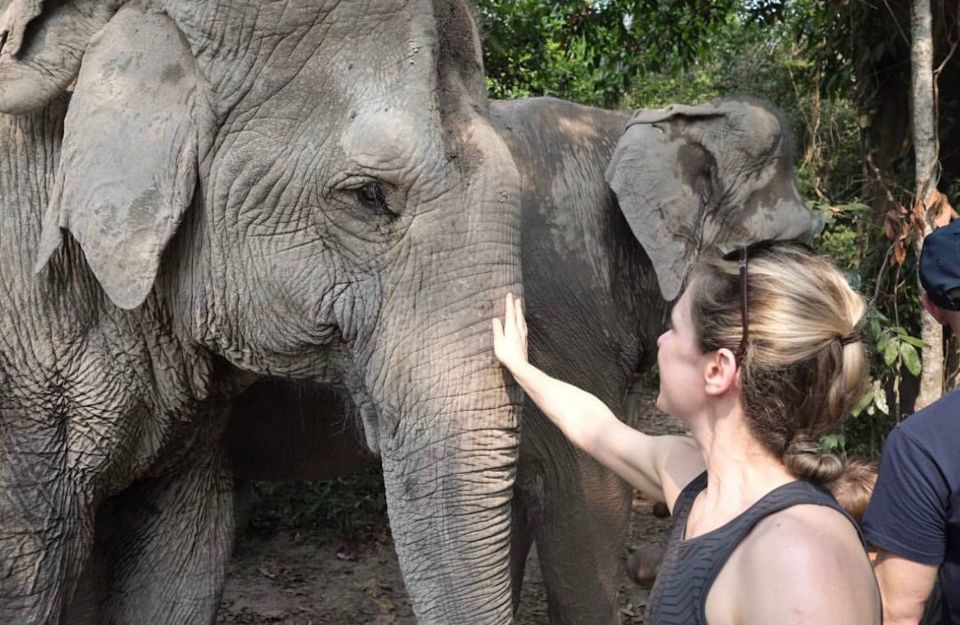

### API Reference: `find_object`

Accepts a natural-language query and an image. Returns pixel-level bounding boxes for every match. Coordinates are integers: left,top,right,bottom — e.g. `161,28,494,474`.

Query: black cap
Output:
920,219,960,311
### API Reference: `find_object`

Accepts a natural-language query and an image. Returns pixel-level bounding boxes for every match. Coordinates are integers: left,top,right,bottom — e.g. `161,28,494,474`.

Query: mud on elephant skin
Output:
490,96,814,624
0,1,524,624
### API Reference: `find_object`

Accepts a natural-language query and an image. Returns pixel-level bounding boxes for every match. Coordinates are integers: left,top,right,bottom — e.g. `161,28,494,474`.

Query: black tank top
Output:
645,472,864,625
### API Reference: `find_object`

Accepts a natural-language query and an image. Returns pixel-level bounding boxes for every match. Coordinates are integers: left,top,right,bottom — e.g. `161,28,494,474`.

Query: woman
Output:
492,242,880,625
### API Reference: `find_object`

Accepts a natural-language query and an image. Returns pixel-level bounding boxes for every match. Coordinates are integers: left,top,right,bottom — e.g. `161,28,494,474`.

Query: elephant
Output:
489,96,814,624
0,1,525,624
230,95,815,624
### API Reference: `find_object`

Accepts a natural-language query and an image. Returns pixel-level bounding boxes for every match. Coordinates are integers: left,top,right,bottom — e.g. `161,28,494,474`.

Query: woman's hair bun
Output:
783,434,845,484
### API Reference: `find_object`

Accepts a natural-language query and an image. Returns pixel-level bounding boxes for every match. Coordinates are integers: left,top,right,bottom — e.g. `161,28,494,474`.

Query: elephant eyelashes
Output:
356,182,394,216
326,175,400,220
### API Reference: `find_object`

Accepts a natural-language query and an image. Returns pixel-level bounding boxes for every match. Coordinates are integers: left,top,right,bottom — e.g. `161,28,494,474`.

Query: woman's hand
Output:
492,294,701,511
492,292,528,371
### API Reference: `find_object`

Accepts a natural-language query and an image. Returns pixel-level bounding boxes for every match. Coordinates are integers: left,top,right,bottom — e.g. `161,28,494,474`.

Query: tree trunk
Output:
911,0,944,410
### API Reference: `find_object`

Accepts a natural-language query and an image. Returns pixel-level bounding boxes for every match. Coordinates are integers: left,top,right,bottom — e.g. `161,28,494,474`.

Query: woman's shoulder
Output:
726,503,879,624
746,502,862,556
737,504,877,623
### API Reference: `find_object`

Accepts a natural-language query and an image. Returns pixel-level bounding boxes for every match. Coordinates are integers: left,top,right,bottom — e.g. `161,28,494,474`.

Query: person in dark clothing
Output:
492,242,880,625
862,219,960,625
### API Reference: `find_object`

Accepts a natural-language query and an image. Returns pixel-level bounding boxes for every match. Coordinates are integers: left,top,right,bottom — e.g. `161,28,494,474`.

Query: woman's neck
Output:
685,400,795,538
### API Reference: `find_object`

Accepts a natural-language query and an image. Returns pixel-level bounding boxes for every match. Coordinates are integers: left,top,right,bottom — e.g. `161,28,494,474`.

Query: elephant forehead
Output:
198,1,450,161
174,0,441,113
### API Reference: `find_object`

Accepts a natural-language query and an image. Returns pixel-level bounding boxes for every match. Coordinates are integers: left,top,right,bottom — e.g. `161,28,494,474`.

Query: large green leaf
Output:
883,340,899,367
900,343,922,377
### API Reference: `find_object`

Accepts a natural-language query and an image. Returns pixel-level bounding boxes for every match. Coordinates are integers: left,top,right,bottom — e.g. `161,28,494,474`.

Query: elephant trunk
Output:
335,49,525,615
378,314,520,624
369,127,522,622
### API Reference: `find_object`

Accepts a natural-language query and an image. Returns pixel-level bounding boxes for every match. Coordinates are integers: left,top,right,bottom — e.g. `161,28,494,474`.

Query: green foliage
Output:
820,432,846,455
813,201,870,274
475,0,738,107
842,309,923,455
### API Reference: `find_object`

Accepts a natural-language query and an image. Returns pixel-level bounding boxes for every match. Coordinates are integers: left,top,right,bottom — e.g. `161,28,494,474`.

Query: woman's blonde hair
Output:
689,243,869,484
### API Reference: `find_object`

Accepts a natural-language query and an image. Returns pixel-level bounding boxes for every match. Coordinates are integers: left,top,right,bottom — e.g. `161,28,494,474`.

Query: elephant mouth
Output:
0,30,7,57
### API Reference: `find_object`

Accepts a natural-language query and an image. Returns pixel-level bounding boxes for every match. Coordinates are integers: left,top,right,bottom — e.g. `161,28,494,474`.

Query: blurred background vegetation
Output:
476,0,960,455
238,466,389,544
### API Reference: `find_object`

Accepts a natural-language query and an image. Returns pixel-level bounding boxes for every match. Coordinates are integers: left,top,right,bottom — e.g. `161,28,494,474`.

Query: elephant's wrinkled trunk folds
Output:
370,112,523,623
382,392,519,624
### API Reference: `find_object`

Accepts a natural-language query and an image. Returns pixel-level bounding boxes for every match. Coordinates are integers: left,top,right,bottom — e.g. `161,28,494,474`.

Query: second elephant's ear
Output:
605,104,727,302
35,3,209,310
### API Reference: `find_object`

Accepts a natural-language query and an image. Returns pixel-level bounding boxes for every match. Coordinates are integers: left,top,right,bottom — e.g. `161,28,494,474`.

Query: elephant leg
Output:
523,410,632,625
92,444,235,625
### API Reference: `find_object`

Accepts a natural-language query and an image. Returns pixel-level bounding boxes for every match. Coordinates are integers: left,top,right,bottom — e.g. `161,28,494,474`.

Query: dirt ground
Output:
217,394,681,625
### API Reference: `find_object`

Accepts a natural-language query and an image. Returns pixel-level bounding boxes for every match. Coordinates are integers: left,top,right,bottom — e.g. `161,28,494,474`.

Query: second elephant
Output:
491,96,813,624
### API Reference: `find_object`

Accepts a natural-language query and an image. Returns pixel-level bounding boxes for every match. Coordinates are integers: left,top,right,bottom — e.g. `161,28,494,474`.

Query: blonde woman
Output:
493,242,881,625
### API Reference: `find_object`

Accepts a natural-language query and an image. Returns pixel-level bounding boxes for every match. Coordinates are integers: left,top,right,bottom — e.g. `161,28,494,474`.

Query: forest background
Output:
477,0,960,456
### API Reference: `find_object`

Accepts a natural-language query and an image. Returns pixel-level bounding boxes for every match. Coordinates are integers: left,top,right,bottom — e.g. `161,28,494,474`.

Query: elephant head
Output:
2,0,523,623
606,99,814,301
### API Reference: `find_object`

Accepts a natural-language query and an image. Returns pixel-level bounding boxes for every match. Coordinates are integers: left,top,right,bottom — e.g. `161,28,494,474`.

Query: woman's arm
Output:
493,294,703,507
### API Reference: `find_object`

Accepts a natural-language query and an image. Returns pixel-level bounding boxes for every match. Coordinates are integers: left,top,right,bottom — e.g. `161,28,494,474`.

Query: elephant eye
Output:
356,182,392,215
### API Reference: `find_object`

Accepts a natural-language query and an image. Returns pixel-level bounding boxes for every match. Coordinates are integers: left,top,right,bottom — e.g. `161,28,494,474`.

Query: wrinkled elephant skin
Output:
491,96,813,624
0,2,522,625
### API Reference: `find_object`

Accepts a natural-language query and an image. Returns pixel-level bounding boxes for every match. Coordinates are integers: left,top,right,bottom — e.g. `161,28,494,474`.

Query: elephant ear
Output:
0,0,123,113
605,104,728,302
0,0,43,58
35,2,207,310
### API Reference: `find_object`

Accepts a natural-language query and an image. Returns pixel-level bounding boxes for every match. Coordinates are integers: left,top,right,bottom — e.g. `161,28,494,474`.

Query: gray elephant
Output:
231,96,815,624
490,96,813,623
0,1,525,624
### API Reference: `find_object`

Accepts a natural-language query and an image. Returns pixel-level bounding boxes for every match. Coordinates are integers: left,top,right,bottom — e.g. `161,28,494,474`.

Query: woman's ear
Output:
703,348,739,396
